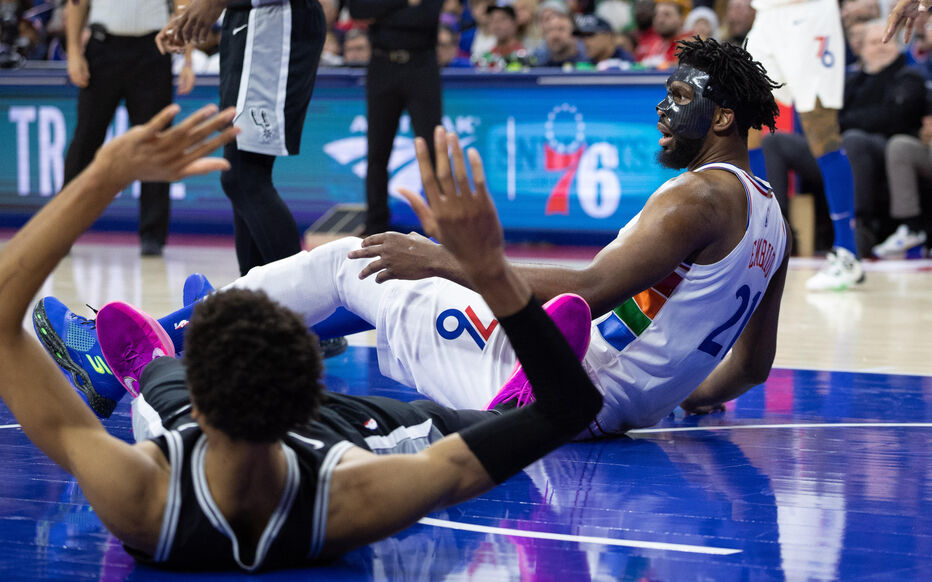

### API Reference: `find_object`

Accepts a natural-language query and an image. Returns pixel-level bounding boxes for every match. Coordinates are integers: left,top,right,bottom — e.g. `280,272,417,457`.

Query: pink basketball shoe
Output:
95,302,176,398
485,293,592,410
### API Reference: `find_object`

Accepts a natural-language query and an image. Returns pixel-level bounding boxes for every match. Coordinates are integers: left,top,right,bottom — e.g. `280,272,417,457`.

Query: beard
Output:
656,132,706,170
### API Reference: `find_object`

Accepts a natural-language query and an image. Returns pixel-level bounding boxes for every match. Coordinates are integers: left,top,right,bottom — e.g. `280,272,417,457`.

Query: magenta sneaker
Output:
95,302,176,398
485,293,592,410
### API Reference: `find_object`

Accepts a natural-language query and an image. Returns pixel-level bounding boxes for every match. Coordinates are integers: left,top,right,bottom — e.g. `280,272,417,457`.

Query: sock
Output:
816,150,857,256
749,147,767,180
157,303,195,353
311,307,374,341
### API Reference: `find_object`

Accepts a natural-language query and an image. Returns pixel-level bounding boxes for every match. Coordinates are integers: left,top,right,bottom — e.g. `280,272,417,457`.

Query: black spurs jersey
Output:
125,421,354,572
124,393,466,571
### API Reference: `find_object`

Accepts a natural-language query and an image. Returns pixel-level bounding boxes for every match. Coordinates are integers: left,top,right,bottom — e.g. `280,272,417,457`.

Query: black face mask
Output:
656,65,718,141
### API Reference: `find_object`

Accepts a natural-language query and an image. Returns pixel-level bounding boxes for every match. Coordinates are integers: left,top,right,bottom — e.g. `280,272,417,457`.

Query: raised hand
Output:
398,127,506,279
884,0,931,42
156,0,225,53
399,127,530,315
94,104,238,187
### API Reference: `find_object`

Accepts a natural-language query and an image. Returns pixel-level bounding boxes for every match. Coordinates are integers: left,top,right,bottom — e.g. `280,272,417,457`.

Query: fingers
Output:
398,186,438,236
357,258,386,280
143,104,182,138
448,133,473,200
357,233,386,249
433,126,457,198
177,157,231,178
904,15,915,42
177,125,240,171
467,148,488,200
413,138,442,209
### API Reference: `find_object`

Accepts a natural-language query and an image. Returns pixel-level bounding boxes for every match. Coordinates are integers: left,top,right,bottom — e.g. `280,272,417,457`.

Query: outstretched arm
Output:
352,127,721,317
0,104,238,549
323,131,602,555
680,230,791,413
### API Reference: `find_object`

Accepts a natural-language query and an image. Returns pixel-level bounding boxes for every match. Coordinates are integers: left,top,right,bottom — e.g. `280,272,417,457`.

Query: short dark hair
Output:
675,37,783,136
183,288,324,443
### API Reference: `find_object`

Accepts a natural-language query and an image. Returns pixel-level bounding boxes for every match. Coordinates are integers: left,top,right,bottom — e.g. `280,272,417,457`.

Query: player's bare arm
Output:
370,126,742,317
0,104,238,551
680,226,791,413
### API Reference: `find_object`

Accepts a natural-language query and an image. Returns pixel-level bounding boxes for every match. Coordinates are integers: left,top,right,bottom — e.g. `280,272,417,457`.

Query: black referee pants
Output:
63,32,173,247
364,51,442,234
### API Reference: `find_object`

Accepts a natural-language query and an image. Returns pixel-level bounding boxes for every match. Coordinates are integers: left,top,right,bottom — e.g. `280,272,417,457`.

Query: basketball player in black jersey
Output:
0,104,602,571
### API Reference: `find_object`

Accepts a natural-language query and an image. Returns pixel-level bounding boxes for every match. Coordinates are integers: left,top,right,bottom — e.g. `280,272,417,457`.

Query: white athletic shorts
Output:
745,0,845,113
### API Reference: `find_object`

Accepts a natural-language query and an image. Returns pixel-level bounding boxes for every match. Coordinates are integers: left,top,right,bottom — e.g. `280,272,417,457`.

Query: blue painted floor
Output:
1,346,930,580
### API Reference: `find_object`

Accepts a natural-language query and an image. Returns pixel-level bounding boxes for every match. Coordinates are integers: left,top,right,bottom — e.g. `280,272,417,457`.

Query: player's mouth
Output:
657,122,674,148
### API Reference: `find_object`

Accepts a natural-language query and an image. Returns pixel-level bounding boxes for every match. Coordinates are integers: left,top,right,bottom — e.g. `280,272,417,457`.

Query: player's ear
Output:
713,107,736,133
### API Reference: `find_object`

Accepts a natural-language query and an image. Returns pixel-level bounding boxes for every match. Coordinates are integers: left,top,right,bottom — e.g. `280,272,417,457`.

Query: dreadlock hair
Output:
184,288,324,443
674,36,783,137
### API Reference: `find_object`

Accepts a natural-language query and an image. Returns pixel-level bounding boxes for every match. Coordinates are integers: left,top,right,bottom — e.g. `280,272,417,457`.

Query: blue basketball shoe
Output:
32,297,126,418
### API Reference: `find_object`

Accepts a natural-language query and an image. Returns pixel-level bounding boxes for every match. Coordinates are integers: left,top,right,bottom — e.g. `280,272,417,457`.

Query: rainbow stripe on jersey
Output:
596,263,691,351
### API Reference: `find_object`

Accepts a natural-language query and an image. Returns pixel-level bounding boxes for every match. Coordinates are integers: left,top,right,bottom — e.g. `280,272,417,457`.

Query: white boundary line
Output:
0,424,20,429
417,517,741,555
629,422,932,434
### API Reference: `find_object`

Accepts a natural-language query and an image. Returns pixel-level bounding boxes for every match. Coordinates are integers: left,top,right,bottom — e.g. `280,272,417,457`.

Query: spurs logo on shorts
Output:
435,307,498,350
250,108,275,144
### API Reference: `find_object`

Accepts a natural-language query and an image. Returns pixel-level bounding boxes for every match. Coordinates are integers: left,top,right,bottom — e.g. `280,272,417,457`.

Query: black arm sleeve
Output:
458,296,603,484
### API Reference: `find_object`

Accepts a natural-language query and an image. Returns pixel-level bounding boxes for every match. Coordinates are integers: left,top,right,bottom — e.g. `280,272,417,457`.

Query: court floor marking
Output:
629,422,932,435
416,517,742,555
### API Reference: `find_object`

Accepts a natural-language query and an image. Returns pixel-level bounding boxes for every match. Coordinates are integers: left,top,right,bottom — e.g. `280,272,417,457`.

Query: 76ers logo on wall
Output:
544,104,586,215
542,104,623,219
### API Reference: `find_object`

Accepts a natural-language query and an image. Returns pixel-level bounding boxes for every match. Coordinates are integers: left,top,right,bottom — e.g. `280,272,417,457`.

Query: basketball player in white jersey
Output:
36,38,791,438
743,0,863,291
209,37,790,436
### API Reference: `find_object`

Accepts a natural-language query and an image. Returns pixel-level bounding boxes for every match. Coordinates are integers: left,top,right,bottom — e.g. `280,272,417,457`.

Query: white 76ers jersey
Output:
581,162,787,436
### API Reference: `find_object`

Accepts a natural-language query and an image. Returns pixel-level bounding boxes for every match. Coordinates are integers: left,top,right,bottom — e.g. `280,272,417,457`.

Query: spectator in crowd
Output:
594,0,634,36
841,0,881,30
537,0,569,26
467,0,497,59
574,13,634,69
720,0,754,46
634,0,691,68
438,22,473,66
873,113,932,258
761,131,833,253
515,0,543,52
877,112,932,257
321,30,344,66
342,26,371,66
841,0,881,69
684,5,717,40
840,19,926,254
904,10,930,80
487,1,525,57
533,8,586,66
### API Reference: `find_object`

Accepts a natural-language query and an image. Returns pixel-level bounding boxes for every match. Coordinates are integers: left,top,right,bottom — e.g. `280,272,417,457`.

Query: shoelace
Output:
77,304,99,329
120,346,151,382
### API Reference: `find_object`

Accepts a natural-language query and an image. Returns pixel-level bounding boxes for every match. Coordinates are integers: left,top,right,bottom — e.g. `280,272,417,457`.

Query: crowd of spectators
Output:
3,0,766,72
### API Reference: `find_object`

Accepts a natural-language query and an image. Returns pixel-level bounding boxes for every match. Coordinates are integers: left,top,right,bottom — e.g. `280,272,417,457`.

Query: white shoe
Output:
872,224,927,259
806,247,865,291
